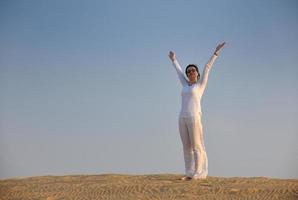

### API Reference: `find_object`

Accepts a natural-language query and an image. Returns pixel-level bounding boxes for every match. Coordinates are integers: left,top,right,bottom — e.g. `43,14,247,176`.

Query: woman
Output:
168,42,225,180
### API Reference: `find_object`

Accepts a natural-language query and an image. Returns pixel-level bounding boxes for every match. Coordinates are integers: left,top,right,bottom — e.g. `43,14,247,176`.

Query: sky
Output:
0,0,297,179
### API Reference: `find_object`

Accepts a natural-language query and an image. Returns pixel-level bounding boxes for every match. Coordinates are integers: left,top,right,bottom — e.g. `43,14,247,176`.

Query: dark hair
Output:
185,64,200,78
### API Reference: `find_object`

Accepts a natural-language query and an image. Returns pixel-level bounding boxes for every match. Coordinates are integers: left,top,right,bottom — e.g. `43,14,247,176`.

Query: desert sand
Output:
0,174,297,200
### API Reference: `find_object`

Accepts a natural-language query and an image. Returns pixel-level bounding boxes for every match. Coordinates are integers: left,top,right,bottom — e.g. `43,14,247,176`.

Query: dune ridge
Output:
1,174,297,200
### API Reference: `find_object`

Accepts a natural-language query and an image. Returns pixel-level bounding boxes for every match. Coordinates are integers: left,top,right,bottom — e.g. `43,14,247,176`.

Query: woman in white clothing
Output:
168,42,225,180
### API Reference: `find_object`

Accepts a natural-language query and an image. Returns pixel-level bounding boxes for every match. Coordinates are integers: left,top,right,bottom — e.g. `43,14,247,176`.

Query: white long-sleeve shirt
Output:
172,54,218,117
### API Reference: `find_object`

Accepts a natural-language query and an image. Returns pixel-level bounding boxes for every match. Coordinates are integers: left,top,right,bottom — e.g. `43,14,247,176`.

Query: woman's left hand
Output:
214,42,226,55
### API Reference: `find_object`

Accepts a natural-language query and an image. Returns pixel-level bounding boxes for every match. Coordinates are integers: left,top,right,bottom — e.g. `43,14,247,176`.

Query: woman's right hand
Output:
168,51,176,62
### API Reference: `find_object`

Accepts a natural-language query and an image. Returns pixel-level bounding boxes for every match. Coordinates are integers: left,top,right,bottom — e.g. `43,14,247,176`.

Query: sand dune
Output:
1,174,297,200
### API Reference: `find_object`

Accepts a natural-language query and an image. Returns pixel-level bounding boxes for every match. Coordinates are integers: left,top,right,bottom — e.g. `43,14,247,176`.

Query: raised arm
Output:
199,42,226,91
168,51,188,86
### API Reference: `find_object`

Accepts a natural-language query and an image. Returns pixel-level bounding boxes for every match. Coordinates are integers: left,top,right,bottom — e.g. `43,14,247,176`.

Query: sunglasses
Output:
187,69,197,73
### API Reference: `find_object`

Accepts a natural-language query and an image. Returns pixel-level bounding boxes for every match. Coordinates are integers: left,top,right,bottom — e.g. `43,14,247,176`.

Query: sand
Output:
0,174,297,200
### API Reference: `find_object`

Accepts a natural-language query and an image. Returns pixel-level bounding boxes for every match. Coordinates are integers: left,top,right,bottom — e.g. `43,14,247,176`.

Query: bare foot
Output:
180,176,192,181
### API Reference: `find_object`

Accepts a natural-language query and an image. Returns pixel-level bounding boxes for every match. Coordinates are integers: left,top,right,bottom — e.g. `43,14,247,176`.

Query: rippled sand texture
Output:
1,174,297,200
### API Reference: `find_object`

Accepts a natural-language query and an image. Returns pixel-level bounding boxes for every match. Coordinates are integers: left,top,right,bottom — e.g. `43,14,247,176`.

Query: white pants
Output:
179,115,208,178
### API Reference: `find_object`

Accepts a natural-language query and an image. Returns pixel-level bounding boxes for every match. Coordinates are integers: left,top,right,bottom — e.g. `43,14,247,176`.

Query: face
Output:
186,66,198,81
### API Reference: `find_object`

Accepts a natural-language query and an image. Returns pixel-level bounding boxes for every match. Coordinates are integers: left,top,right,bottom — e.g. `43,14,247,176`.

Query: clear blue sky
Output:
0,0,297,179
